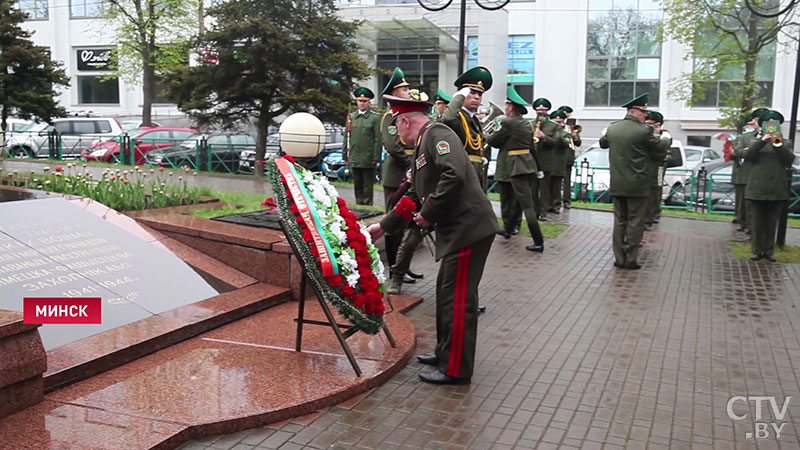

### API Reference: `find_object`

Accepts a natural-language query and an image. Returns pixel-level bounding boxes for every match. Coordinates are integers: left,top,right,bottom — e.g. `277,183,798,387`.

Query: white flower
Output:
339,250,358,272
372,259,386,284
346,272,360,288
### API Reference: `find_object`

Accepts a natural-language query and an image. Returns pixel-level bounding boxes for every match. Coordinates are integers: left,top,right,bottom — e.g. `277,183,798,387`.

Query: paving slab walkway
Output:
178,207,800,450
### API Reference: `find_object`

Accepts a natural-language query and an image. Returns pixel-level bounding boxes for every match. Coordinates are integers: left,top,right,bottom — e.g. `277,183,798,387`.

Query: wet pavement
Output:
5,159,800,449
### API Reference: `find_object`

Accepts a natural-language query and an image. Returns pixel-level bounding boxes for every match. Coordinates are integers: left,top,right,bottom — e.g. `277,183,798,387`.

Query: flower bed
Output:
0,164,205,211
266,156,386,334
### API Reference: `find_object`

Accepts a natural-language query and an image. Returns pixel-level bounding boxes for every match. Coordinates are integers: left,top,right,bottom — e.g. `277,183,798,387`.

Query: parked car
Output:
82,126,198,165
237,134,281,175
238,125,347,175
3,117,124,159
120,120,162,132
664,158,800,212
145,132,255,173
320,146,384,183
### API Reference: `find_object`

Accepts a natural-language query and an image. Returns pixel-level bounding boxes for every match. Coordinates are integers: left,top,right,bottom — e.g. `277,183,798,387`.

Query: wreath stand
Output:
280,220,397,377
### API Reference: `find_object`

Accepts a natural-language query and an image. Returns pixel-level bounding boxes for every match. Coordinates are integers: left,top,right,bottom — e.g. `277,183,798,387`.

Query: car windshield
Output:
685,148,702,162
709,163,733,182
579,148,609,167
794,154,800,166
16,122,39,132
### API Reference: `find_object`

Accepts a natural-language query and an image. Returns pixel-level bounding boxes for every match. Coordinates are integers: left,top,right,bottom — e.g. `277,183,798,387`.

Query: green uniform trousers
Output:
436,233,494,379
646,186,662,226
549,175,564,209
471,161,487,192
497,181,519,231
747,199,783,256
734,184,748,227
352,167,375,206
539,172,552,212
391,224,424,277
562,166,573,206
612,196,649,267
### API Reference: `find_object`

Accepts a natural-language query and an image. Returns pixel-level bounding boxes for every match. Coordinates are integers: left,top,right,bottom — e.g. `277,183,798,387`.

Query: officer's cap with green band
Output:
454,66,493,92
381,67,410,96
533,98,551,110
646,110,664,124
557,105,573,113
353,87,374,100
505,86,529,115
758,109,784,124
746,107,770,124
433,88,452,104
549,110,567,120
621,93,649,110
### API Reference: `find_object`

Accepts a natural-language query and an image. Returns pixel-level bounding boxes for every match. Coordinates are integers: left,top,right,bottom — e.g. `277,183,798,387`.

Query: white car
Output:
4,117,125,159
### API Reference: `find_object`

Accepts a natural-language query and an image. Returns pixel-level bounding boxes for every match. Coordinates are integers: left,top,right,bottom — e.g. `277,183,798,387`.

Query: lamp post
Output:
417,0,510,74
745,0,799,247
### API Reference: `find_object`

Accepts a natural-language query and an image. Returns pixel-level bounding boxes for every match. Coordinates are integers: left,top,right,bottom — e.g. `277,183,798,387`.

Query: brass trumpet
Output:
568,124,582,134
772,135,784,147
532,117,543,144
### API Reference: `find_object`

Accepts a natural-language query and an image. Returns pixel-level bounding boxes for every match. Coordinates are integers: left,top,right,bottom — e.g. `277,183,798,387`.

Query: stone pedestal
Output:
0,310,46,419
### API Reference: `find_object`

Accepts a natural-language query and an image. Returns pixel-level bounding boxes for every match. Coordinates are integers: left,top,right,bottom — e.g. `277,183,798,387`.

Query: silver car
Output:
4,117,124,159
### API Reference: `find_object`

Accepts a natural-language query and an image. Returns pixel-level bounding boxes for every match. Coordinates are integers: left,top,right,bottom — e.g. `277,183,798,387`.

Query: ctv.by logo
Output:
727,396,792,440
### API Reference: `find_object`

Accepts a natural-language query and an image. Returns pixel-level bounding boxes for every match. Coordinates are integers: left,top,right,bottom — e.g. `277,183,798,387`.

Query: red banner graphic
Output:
24,297,102,324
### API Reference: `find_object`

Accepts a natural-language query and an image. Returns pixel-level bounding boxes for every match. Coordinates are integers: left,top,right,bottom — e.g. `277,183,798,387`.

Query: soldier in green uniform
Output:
599,93,671,270
441,66,493,191
557,106,581,209
533,99,567,217
379,67,414,276
343,87,382,205
431,88,451,122
531,98,550,220
486,86,545,252
368,95,498,385
743,110,794,262
643,111,671,229
547,109,570,212
732,108,767,233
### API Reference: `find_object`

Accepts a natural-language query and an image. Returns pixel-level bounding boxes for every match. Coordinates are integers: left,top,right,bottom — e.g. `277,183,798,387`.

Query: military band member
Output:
732,108,767,233
557,106,581,209
380,67,414,273
432,88,451,122
487,86,545,252
600,93,670,270
531,98,551,219
643,111,670,229
368,95,498,385
743,110,794,262
441,66,493,191
548,109,570,212
343,87,382,206
533,98,567,217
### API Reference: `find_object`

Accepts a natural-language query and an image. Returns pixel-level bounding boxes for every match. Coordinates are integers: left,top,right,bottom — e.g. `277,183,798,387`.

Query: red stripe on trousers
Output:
447,245,472,377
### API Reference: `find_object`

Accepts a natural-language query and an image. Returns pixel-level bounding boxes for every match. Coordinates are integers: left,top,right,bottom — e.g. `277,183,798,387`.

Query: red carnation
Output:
337,197,347,208
341,285,355,297
302,228,313,242
54,165,63,172
295,215,306,226
352,293,367,308
281,155,296,164
327,274,344,287
395,196,418,221
289,203,299,213
345,229,360,242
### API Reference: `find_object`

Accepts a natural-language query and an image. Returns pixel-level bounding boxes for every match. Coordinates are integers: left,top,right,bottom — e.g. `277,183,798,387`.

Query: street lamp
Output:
745,0,799,247
417,0,510,74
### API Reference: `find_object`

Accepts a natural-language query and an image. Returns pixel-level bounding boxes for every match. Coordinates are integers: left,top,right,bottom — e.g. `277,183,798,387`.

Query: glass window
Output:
467,36,479,70
16,0,48,20
586,0,662,106
685,148,702,162
71,0,104,17
54,121,70,133
172,131,195,139
209,135,228,144
95,120,112,133
73,121,96,134
77,76,119,104
230,135,254,145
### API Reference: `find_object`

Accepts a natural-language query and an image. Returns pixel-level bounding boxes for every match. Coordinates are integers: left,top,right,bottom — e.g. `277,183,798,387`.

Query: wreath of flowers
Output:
265,156,386,334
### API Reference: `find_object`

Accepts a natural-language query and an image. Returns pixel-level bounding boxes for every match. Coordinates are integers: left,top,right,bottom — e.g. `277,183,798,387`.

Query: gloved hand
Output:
455,87,472,98
482,157,488,166
536,171,545,179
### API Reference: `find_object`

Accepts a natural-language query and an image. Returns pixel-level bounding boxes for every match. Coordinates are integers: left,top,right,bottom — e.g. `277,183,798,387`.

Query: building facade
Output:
16,0,800,147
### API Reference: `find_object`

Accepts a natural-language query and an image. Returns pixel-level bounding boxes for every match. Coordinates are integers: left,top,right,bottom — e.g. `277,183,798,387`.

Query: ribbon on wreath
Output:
275,157,339,277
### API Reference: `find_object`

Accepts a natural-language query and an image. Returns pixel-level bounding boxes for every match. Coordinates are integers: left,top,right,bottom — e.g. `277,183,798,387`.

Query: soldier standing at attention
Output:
441,66,493,191
600,93,671,270
368,95,498,385
343,87,382,206
431,89,451,122
380,67,414,276
487,86,545,252
732,108,768,233
557,106,581,209
743,110,794,262
547,109,570,212
643,111,671,230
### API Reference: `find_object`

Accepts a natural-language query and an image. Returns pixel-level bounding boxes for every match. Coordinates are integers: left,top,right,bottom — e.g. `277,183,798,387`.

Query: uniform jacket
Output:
343,109,382,168
732,130,756,185
550,127,571,177
646,133,671,187
441,94,484,162
535,118,567,173
380,112,413,188
566,133,581,168
380,122,499,260
743,137,795,201
599,114,670,197
486,115,538,182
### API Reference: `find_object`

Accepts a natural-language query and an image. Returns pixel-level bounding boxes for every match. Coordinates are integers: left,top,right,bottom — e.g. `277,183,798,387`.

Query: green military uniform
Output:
441,66,493,191
431,88,451,122
644,111,670,227
548,110,570,210
732,127,756,230
381,96,498,381
743,110,794,261
486,86,544,251
536,116,568,213
343,87,382,205
599,93,670,269
559,106,581,208
380,68,413,210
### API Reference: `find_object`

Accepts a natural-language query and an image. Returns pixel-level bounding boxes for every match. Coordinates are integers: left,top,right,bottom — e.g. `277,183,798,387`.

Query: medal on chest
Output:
416,154,428,170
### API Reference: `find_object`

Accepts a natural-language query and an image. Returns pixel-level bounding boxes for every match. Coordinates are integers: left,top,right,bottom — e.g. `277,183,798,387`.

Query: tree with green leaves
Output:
0,3,69,134
660,0,799,130
163,0,371,176
101,0,199,126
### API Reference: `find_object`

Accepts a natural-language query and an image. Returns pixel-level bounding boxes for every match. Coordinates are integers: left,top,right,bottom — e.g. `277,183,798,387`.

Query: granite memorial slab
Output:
212,208,380,230
0,197,220,350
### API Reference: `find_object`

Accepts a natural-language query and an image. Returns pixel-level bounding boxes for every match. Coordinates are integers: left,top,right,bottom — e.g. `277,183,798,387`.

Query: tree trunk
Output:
742,15,760,114
254,112,271,177
142,46,154,127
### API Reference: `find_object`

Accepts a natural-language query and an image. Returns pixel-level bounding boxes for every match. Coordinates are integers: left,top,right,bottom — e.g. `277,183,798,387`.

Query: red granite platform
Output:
0,295,421,450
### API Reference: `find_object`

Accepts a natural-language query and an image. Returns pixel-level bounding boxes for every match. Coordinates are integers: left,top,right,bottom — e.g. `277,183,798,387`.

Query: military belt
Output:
468,154,483,163
404,149,415,155
507,149,530,156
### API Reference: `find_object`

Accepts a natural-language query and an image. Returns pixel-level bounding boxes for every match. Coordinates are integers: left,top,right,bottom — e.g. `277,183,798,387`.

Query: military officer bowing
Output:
367,95,498,385
487,86,545,252
344,87,382,205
